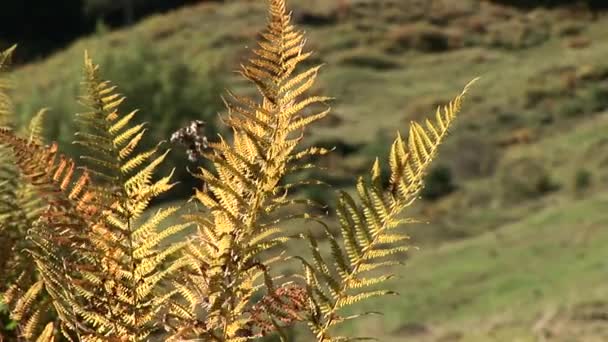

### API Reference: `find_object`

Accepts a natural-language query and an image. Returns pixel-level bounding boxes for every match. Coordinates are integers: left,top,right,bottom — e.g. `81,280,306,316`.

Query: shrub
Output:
488,0,608,10
421,165,457,200
486,18,550,49
574,168,592,192
498,156,560,203
339,50,401,70
442,132,501,180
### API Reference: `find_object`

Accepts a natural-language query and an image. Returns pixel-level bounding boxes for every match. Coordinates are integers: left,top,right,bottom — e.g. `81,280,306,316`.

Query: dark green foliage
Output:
0,301,17,339
339,51,401,70
0,0,212,62
574,168,592,192
422,165,456,200
385,23,463,54
84,0,213,27
442,132,501,180
498,157,560,203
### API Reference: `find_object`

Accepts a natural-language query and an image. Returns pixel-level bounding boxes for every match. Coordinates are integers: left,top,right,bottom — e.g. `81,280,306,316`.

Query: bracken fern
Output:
1,46,53,342
299,80,476,341
172,1,332,340
0,0,476,341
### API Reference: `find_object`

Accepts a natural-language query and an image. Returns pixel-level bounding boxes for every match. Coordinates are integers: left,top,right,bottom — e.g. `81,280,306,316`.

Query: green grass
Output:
333,190,608,341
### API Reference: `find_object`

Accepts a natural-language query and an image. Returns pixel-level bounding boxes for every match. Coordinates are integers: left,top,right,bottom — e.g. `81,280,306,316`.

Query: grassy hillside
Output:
6,0,608,340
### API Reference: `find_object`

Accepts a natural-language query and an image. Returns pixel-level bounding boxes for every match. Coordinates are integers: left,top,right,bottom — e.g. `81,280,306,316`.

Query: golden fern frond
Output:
0,47,20,277
0,82,48,273
0,45,15,68
1,111,48,295
0,61,55,339
0,128,100,341
300,80,477,341
35,322,55,342
58,52,191,340
179,0,332,339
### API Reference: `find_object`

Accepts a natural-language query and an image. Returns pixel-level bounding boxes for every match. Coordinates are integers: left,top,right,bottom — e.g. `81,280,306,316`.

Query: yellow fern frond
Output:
301,79,477,341
35,322,55,342
179,0,333,340
0,128,99,341
63,52,190,340
389,78,477,201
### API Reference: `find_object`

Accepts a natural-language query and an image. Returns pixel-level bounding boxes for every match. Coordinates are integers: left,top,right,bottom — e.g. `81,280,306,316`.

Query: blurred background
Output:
2,0,608,340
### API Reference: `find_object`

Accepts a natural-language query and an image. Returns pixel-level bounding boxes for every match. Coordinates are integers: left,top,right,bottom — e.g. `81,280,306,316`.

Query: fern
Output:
0,45,21,286
0,1,478,340
0,129,99,341
175,0,332,340
57,52,191,340
0,47,51,341
299,79,477,341
1,51,191,341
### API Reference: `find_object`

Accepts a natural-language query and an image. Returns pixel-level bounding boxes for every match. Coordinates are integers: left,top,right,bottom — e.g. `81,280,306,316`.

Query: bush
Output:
574,169,592,192
83,0,205,25
488,0,608,9
98,40,225,197
421,165,457,200
0,0,86,61
0,301,17,339
486,19,550,50
441,132,501,180
497,156,560,203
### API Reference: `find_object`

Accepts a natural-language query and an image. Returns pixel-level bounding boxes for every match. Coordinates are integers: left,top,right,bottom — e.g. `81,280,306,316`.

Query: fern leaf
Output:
35,322,55,342
0,128,99,340
26,108,48,144
301,79,476,341
60,52,192,340
179,0,333,339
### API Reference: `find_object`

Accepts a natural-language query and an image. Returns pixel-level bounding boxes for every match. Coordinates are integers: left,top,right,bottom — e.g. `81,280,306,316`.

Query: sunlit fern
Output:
0,46,53,341
1,110,48,304
61,52,191,340
173,0,333,340
299,79,477,341
0,0,477,340
0,129,99,341
0,51,192,341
